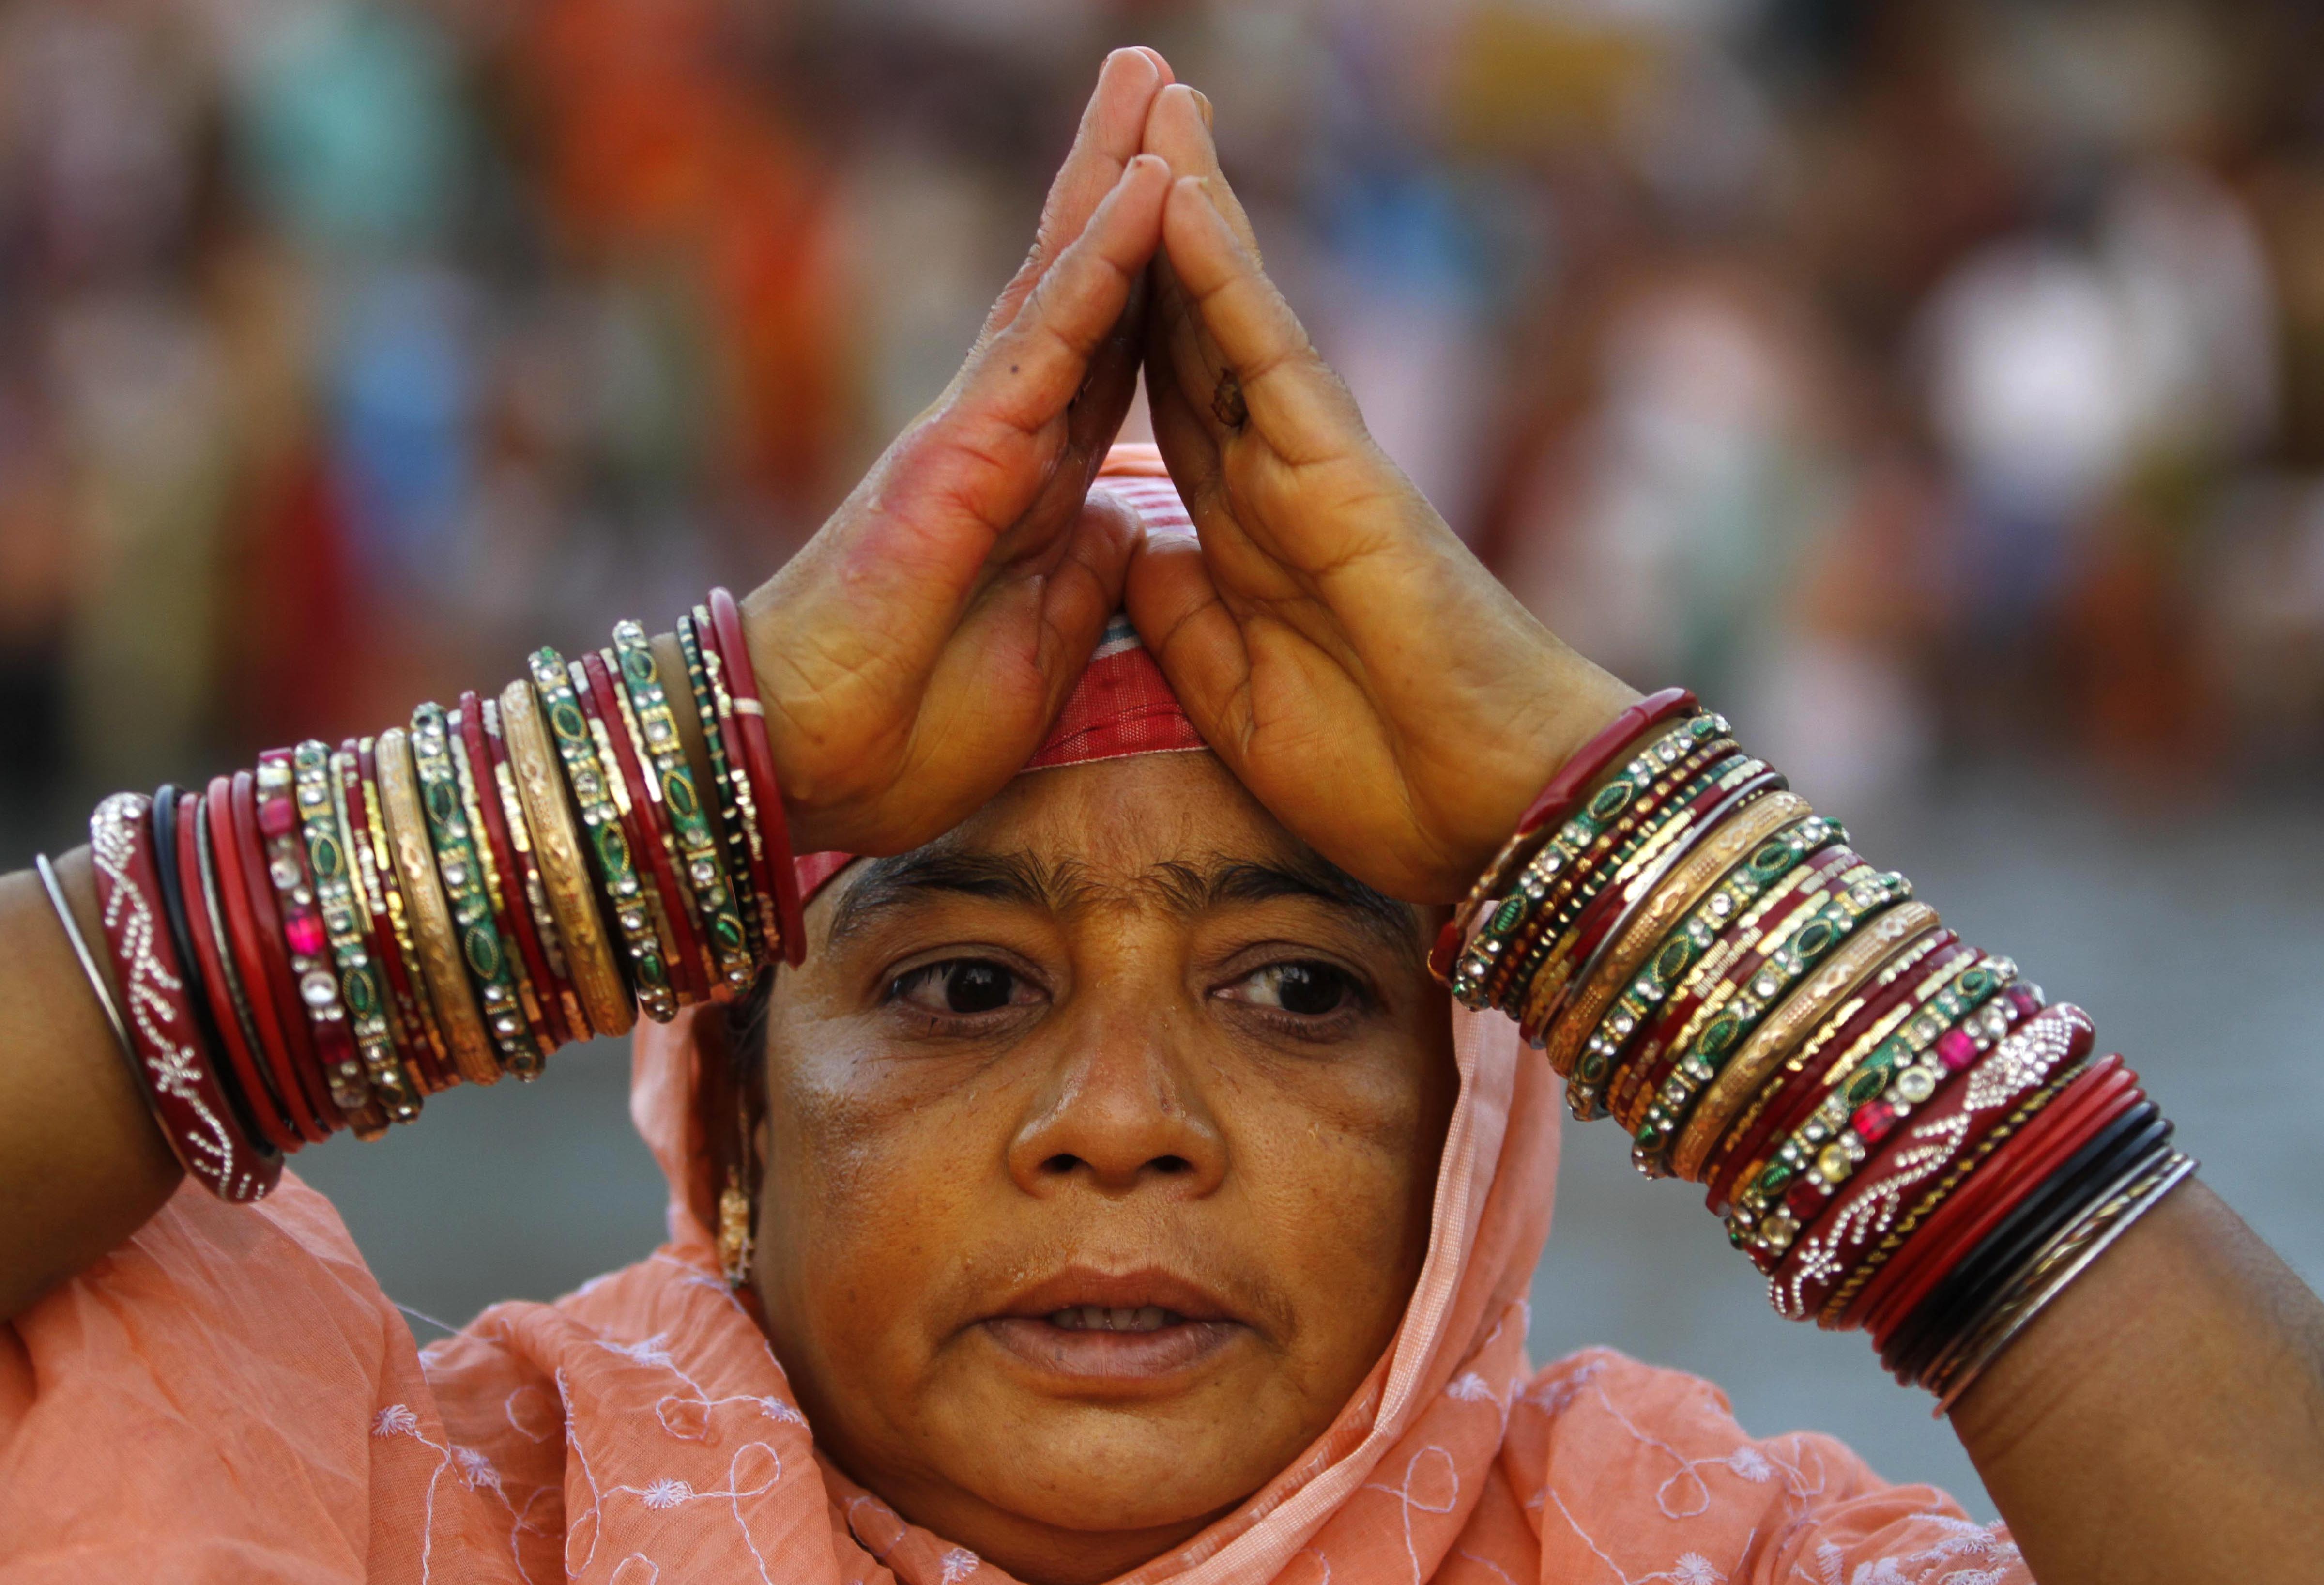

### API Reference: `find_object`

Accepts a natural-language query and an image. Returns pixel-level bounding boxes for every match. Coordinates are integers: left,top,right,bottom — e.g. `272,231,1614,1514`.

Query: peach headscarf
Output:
0,449,2028,1585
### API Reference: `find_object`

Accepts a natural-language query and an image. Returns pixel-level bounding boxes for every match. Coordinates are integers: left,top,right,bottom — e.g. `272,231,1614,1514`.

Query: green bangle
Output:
612,620,754,996
411,701,541,1077
303,740,421,1124
528,648,674,1022
677,613,765,964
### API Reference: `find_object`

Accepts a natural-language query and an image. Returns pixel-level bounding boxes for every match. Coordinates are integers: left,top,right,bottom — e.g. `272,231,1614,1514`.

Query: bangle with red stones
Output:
1766,996,2083,1323
297,740,421,1126
232,768,340,1137
456,693,569,1052
88,791,281,1200
259,749,381,1135
1859,1041,2127,1345
1703,931,1973,1216
708,586,805,968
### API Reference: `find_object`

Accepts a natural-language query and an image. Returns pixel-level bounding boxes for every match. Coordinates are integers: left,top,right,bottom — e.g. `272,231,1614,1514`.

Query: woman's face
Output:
747,753,1457,1585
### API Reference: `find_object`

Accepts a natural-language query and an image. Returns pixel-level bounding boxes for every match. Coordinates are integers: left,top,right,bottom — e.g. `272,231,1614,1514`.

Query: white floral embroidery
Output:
756,1396,808,1426
641,1479,694,1510
1448,1372,1497,1403
374,1403,420,1439
455,1444,503,1491
1671,1552,1722,1585
939,1546,979,1584
1724,1446,1773,1483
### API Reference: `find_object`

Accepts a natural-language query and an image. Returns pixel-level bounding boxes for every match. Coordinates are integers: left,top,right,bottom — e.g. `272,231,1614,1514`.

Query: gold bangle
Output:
1672,900,1940,1182
1537,790,1808,1075
357,739,450,1087
377,725,499,1086
501,677,633,1038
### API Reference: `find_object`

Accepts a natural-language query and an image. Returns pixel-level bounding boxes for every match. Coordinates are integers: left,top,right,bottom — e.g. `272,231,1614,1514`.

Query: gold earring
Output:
718,1166,755,1287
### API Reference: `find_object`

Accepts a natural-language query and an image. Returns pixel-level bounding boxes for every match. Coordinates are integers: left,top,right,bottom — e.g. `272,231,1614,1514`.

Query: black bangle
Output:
150,784,267,1149
1885,1100,2166,1383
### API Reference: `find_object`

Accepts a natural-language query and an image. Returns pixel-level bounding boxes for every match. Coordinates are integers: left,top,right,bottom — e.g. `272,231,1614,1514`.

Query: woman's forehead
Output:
812,753,1423,949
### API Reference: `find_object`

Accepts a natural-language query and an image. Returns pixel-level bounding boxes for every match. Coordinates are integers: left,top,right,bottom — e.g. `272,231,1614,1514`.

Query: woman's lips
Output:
980,1313,1243,1381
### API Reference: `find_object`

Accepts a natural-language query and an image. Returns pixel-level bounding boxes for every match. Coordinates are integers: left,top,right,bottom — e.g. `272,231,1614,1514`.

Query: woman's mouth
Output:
977,1269,1247,1385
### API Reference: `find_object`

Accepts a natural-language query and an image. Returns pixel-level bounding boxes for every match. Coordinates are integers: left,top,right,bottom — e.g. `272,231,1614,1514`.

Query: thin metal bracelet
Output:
35,852,139,1077
1929,1148,2197,1413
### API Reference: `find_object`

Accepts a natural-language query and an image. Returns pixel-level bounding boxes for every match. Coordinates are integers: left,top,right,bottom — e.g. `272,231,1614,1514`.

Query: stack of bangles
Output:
34,590,804,1206
1431,687,2197,1407
43,638,2191,1408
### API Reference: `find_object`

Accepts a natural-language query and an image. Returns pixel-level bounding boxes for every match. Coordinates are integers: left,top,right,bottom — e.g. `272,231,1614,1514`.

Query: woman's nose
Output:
1004,1011,1226,1197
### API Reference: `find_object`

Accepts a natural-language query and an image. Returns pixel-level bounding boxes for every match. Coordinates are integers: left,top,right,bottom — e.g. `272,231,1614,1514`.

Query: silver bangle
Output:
35,852,139,1078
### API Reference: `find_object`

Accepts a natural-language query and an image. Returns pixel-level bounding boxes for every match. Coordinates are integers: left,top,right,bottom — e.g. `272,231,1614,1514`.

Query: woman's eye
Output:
1224,961,1360,1017
889,959,1033,1016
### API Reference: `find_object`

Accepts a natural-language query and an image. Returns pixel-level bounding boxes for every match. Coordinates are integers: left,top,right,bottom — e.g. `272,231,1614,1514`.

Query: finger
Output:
1121,525,1255,751
1160,174,1367,469
1138,84,1260,259
964,154,1170,446
982,47,1174,341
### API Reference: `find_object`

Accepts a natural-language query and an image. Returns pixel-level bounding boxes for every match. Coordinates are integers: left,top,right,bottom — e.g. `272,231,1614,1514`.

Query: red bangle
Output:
258,749,376,1135
1433,686,1699,982
1703,934,1973,1214
1768,1000,2091,1321
581,649,709,1003
1863,1050,2129,1347
343,740,449,1093
88,792,282,1200
459,692,574,1048
226,769,336,1140
178,788,298,1152
709,587,805,968
690,608,781,965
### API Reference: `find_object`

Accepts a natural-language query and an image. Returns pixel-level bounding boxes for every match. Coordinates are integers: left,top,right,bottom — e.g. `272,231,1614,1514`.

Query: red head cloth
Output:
791,443,1207,903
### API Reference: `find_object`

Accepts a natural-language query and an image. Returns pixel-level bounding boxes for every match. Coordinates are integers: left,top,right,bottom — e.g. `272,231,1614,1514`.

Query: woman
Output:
3,48,2321,1584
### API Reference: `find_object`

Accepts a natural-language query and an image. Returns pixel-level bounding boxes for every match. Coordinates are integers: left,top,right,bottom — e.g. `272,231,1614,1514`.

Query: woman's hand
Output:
1124,86,1639,903
743,49,1175,857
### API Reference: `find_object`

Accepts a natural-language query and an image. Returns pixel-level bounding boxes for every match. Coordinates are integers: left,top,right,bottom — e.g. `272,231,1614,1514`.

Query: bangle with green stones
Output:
1452,712,1729,1011
611,620,754,996
1469,724,1743,1016
1629,868,1913,1179
1728,954,2017,1252
302,740,421,1124
677,613,766,965
410,701,541,1077
1567,811,1847,1119
528,647,674,1023
1490,740,1758,1019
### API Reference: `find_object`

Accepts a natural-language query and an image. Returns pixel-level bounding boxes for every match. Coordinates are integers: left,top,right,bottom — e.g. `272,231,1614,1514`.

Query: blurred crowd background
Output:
12,0,2324,831
9,0,2324,1520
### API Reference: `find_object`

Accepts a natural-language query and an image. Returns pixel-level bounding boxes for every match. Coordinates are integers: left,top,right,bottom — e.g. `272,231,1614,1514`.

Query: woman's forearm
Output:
1950,1179,2324,1583
0,850,182,1321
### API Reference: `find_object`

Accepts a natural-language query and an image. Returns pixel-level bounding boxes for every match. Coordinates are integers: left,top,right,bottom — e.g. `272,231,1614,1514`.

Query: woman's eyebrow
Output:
1157,856,1422,957
824,846,1421,957
825,848,1070,945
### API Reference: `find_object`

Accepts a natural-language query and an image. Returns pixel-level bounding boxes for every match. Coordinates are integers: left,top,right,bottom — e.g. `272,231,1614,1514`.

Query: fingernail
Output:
1193,90,1214,131
1106,46,1159,84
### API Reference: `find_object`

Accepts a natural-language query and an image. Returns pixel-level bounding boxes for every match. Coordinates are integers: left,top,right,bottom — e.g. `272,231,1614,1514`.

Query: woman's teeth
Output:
1046,1305,1180,1332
